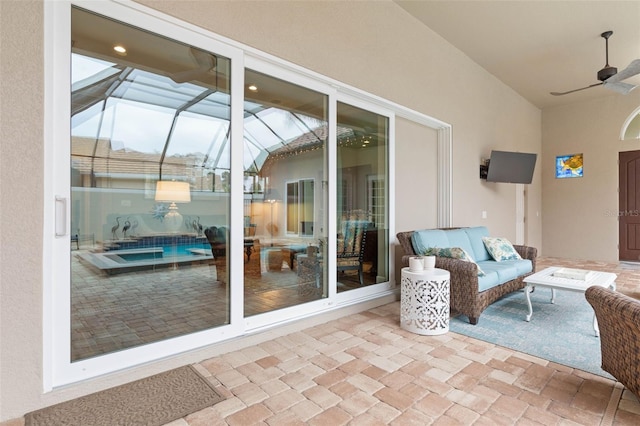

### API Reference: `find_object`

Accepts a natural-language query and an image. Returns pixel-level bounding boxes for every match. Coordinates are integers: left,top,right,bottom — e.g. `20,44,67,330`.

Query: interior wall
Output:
0,0,542,420
394,118,438,284
395,118,439,232
542,91,640,261
137,0,542,241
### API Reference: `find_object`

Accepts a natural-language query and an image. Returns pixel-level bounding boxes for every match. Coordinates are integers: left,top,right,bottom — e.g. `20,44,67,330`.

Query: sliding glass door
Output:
243,69,328,315
336,102,390,291
51,0,397,387
70,7,232,361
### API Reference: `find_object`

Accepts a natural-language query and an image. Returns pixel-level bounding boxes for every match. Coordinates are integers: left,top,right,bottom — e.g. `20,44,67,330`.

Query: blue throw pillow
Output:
426,247,486,277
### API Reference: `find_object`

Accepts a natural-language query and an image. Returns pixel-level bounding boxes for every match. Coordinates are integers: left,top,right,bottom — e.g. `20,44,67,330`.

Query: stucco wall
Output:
1,0,46,420
138,0,542,245
542,91,640,261
0,0,542,420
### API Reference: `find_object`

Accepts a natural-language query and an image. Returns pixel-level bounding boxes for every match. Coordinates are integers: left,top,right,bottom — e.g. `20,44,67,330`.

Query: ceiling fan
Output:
550,31,640,96
169,47,217,84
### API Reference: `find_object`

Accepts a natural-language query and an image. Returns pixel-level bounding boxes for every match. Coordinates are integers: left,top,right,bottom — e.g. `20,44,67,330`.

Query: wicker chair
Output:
396,229,537,325
205,226,228,283
585,286,640,399
337,220,371,286
204,226,262,281
337,210,372,286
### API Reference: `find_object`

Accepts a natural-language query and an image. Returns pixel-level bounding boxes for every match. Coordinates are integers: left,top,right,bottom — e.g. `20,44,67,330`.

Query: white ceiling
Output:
395,1,640,110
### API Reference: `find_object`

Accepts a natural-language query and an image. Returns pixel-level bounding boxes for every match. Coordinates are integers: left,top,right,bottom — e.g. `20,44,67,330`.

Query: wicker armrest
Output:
434,257,480,293
585,286,640,399
513,244,537,273
513,244,537,260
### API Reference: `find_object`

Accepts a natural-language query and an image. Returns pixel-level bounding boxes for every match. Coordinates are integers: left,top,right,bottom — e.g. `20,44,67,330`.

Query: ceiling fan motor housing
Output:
598,65,617,82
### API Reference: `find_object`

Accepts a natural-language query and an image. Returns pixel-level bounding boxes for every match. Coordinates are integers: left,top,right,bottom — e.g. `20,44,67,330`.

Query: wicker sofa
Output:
397,227,537,325
585,286,640,399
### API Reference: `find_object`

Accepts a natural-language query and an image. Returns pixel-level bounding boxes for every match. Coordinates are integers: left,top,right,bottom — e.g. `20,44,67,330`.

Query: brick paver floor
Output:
160,257,640,425
4,257,640,425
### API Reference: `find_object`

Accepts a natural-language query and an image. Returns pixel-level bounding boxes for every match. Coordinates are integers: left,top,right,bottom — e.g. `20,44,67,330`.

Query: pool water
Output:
115,244,209,261
80,238,213,274
165,243,209,256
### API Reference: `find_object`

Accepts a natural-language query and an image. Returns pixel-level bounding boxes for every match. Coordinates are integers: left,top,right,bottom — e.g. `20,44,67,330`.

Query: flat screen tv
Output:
486,150,537,184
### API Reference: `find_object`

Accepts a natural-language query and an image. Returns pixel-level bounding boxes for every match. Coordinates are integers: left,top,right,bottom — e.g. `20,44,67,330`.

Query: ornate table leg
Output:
525,284,533,322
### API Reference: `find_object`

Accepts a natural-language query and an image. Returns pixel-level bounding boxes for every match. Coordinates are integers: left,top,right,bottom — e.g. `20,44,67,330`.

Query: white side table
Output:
400,267,450,335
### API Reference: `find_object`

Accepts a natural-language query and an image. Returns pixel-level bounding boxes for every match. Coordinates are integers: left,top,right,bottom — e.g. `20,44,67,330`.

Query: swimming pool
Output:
79,235,213,275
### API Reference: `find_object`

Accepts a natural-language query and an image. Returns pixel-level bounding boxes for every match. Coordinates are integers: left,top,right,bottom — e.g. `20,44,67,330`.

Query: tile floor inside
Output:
70,244,378,360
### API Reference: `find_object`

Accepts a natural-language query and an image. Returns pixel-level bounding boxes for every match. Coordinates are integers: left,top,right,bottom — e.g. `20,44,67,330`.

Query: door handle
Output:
55,196,67,237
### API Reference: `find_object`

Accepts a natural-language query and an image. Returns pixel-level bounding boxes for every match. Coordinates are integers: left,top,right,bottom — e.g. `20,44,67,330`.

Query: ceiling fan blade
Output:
170,69,207,84
606,59,640,84
550,82,603,96
169,47,217,84
190,48,217,71
603,80,637,94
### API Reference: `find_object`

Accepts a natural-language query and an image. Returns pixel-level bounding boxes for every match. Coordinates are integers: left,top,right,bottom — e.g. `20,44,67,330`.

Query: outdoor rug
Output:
449,288,613,379
25,365,225,426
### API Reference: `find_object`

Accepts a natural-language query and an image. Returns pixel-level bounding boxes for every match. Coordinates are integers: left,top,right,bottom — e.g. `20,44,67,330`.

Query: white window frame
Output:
45,0,245,389
44,0,451,389
334,95,396,304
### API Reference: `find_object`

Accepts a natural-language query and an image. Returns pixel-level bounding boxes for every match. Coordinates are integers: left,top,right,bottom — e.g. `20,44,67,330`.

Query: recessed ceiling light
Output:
113,45,127,55
248,85,258,91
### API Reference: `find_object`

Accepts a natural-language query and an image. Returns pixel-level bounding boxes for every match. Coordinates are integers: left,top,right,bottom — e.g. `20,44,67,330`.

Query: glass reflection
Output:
243,69,329,316
70,7,231,361
336,102,390,291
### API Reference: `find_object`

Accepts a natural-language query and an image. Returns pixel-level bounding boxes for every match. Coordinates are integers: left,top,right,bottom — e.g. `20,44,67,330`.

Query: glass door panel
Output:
70,7,231,361
336,102,390,290
244,69,328,315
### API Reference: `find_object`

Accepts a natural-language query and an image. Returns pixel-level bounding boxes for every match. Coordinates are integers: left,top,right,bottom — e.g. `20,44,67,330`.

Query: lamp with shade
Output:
155,181,191,233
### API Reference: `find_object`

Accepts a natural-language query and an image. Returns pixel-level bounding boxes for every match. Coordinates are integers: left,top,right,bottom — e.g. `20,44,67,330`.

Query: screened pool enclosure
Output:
66,6,389,364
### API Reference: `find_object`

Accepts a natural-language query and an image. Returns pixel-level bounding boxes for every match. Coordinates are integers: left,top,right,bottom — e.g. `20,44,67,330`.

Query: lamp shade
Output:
155,181,191,203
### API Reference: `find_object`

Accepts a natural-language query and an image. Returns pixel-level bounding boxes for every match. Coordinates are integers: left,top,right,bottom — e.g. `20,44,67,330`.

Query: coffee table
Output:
523,266,617,336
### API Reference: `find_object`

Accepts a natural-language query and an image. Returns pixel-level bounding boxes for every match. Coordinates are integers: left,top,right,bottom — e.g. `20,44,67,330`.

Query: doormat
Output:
25,365,225,426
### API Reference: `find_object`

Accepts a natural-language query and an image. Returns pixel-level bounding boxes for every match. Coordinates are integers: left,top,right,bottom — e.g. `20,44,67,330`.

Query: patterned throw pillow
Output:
425,247,486,277
481,237,522,262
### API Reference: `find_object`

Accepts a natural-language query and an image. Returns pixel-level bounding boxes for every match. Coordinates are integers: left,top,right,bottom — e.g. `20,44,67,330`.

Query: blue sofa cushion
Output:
442,229,475,258
411,229,450,255
476,259,533,291
477,270,501,292
463,226,492,261
499,259,533,276
410,227,532,293
411,228,476,257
